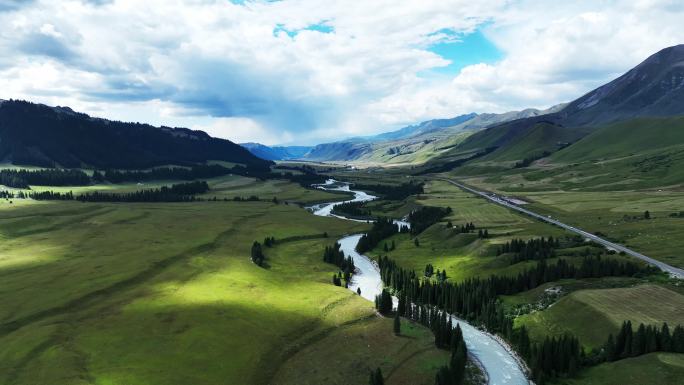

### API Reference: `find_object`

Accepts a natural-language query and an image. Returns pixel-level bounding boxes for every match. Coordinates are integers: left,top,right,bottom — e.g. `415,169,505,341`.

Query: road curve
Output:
439,178,684,279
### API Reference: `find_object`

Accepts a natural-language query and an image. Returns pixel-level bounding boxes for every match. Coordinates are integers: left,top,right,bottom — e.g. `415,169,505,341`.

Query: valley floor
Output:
2,172,684,385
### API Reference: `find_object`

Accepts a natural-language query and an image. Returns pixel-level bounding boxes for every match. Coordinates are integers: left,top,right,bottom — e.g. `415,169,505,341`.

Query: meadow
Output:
273,316,454,385
365,180,569,281
554,353,684,385
0,178,447,385
515,284,684,349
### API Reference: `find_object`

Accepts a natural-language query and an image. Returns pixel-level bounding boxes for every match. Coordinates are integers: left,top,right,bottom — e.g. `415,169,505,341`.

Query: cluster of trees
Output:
382,240,396,252
377,254,656,383
251,241,266,267
408,206,452,235
0,168,91,188
98,164,233,183
477,229,489,239
323,243,355,285
603,321,684,362
0,190,13,199
510,326,582,383
528,333,581,383
497,237,560,264
353,182,424,201
356,218,402,254
331,201,372,218
447,221,479,235
29,181,210,202
263,236,276,247
424,264,448,281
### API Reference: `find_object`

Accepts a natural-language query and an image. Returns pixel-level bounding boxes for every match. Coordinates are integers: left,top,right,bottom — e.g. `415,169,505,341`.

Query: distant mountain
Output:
0,100,273,169
434,44,684,167
302,106,564,164
368,113,477,142
240,143,313,161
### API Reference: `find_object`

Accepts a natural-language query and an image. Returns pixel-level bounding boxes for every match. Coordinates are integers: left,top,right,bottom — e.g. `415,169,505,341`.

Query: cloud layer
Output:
1,0,683,144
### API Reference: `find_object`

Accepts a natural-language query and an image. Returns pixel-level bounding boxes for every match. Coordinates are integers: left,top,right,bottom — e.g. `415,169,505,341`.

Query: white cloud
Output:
0,0,683,145
196,117,293,145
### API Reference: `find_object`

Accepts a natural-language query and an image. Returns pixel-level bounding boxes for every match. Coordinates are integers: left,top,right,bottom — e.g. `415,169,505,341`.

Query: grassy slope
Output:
551,116,684,163
481,123,583,162
515,284,684,349
273,316,450,385
553,353,684,385
0,179,388,385
354,131,474,166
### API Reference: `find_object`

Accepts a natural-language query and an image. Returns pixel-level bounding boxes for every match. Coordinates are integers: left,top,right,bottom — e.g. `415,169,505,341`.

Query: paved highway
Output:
441,178,684,279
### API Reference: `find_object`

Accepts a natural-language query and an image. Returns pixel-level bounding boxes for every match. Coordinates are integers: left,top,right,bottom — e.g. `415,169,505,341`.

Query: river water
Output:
309,180,529,385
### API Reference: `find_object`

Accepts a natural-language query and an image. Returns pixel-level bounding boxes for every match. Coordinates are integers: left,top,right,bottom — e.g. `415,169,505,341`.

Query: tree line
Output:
408,206,452,235
323,242,355,286
0,168,91,188
376,254,657,383
498,236,560,264
603,321,684,362
356,218,407,254
352,181,424,201
27,181,209,202
97,164,233,183
1,163,330,192
331,201,372,218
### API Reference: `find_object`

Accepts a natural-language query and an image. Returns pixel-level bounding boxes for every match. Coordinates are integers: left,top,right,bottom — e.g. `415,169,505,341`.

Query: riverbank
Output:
312,180,530,385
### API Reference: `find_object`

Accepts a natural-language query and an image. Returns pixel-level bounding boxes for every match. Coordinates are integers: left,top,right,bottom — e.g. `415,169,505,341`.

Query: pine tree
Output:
369,367,384,385
414,238,420,247
394,313,401,335
605,334,617,361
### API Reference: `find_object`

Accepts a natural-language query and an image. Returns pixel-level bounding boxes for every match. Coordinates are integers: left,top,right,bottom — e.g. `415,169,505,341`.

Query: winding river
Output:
309,180,529,385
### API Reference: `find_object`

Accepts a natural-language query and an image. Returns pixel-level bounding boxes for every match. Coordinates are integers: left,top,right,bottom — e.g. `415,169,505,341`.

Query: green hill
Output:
552,116,684,163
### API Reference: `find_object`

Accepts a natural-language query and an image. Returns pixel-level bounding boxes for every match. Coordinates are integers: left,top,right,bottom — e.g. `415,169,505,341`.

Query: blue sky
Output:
426,28,502,76
1,0,683,145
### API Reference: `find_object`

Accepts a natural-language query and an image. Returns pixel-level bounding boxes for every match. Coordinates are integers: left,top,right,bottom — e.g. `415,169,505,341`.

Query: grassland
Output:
1,176,455,385
273,316,450,385
448,181,684,269
1,174,349,206
553,353,684,385
515,284,684,349
365,179,569,281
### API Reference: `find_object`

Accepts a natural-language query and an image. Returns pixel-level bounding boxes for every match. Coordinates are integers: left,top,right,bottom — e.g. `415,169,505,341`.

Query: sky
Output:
1,0,683,145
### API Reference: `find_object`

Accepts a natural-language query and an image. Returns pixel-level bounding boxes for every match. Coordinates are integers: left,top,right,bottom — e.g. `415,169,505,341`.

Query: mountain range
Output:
239,142,313,161
2,44,684,187
435,44,684,166
241,44,684,179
